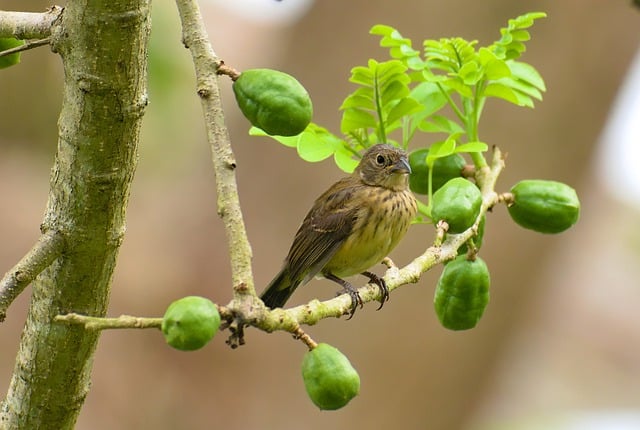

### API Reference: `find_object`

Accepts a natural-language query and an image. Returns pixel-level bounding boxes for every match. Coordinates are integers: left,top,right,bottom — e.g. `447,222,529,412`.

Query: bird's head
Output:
356,144,412,191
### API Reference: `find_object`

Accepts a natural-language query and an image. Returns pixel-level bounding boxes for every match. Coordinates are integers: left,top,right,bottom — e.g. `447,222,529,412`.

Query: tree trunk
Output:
0,1,150,428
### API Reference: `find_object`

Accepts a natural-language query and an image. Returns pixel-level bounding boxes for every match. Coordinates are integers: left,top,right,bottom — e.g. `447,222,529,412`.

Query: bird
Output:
260,143,417,318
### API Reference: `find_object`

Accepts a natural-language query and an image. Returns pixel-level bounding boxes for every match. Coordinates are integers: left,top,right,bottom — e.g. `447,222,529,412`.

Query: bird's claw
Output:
343,288,363,320
362,271,389,310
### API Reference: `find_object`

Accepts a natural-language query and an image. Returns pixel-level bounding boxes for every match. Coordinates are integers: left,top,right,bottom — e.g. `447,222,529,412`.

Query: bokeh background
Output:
1,1,640,429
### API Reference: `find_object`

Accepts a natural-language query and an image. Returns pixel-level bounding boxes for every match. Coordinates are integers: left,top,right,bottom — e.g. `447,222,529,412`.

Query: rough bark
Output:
0,1,150,428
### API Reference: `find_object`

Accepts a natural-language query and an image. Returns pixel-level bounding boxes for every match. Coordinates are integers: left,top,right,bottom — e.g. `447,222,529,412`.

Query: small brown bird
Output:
260,144,417,317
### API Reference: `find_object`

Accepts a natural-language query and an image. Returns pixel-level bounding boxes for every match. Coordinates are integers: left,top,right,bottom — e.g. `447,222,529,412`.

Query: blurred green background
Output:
1,1,640,429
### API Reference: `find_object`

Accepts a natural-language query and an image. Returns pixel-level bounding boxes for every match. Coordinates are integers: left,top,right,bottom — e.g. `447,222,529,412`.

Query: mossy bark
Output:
0,1,150,428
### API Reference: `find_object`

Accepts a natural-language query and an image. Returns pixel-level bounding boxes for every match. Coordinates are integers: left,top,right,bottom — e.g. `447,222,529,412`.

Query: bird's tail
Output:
260,268,299,309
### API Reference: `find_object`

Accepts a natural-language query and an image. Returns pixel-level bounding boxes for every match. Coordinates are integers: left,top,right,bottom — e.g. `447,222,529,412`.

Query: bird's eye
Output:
376,154,386,165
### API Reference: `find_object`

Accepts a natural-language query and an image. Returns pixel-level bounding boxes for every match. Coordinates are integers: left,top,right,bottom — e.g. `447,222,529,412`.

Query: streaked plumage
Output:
260,144,417,317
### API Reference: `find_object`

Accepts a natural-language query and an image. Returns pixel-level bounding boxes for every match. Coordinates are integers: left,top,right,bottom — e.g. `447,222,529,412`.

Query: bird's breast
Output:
323,187,417,278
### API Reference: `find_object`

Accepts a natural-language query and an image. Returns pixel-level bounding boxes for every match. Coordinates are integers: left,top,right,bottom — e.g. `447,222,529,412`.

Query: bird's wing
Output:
284,178,362,285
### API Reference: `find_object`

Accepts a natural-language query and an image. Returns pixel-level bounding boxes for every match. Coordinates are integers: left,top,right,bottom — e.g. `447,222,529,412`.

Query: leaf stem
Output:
465,86,488,169
373,66,388,143
436,82,465,124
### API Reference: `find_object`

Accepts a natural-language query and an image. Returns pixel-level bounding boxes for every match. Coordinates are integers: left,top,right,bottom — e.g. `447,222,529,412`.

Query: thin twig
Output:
0,37,50,58
0,230,65,322
54,313,162,331
174,0,255,297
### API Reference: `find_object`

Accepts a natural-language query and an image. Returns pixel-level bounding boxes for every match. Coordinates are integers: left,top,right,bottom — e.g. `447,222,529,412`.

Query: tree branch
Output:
0,6,62,40
174,0,255,298
55,313,162,331
55,148,506,344
0,230,65,322
0,37,50,58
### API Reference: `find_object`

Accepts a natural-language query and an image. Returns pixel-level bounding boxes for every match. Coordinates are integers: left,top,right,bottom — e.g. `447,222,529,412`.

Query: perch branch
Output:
174,0,255,297
0,230,65,322
253,147,504,331
54,148,505,341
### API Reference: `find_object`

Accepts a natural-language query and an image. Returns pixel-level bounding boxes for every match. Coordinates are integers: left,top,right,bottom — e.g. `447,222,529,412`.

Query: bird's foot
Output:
341,284,363,320
325,273,363,319
361,271,389,310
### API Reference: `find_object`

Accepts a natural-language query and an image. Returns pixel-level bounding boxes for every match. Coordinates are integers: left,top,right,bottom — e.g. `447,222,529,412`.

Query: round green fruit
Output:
233,68,313,136
162,296,220,351
301,343,360,410
431,177,482,233
408,148,466,195
434,255,490,331
507,179,580,234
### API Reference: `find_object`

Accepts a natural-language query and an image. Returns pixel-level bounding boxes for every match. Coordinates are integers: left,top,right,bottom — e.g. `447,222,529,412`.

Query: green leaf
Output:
340,108,377,134
249,126,298,147
478,47,511,80
441,77,474,98
510,30,531,42
349,66,374,86
250,123,343,164
386,97,422,125
426,133,461,166
0,38,25,69
490,12,547,60
419,115,464,134
498,76,542,100
375,59,406,79
455,141,488,153
410,82,449,117
483,82,521,105
508,60,545,91
380,80,410,105
334,146,360,173
425,37,479,75
458,61,482,85
298,131,335,162
341,58,419,141
370,24,423,70
340,92,373,110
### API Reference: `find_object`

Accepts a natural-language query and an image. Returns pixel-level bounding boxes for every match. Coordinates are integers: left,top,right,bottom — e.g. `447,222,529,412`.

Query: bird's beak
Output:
392,157,412,175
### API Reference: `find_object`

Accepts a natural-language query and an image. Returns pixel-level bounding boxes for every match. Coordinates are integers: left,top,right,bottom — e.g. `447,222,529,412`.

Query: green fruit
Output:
301,343,360,410
434,255,490,330
162,296,220,351
507,179,580,234
233,68,313,136
409,148,466,195
431,177,482,233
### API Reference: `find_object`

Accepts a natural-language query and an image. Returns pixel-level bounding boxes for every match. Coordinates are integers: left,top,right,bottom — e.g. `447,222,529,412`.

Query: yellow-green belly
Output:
323,187,416,278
